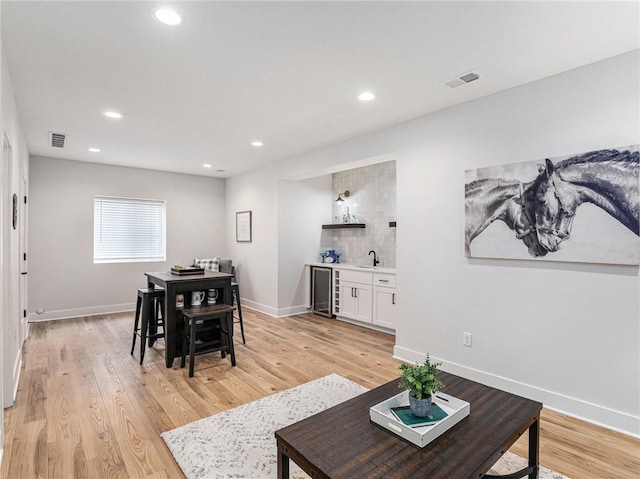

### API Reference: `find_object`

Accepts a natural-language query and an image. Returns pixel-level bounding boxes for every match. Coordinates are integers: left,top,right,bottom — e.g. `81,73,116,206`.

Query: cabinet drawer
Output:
373,273,396,288
339,269,373,284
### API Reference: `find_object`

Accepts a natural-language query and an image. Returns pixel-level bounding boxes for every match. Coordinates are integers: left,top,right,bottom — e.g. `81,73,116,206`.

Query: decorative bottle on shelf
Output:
343,207,351,224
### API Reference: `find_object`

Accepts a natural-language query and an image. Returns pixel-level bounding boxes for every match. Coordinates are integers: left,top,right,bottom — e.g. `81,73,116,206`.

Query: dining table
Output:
145,270,234,368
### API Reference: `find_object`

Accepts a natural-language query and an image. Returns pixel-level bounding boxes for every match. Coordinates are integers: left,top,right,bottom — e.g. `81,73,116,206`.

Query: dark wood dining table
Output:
145,270,234,368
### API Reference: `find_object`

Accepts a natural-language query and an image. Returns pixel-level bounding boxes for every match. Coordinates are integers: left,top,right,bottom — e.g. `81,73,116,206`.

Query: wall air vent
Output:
49,131,67,148
441,70,481,89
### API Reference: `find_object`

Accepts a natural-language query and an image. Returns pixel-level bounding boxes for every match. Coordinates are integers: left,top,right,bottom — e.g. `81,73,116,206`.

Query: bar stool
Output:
231,282,246,344
218,259,246,344
180,304,236,377
131,287,165,364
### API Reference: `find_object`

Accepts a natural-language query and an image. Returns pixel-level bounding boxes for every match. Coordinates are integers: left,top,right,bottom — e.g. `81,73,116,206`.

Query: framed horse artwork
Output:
465,144,639,265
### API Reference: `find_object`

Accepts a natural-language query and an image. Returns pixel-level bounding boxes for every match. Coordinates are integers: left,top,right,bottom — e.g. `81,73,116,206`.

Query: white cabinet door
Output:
339,282,358,320
354,284,373,323
373,287,396,329
339,281,372,323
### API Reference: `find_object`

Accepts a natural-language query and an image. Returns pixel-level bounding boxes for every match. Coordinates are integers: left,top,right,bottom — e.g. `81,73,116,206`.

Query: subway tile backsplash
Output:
325,160,396,268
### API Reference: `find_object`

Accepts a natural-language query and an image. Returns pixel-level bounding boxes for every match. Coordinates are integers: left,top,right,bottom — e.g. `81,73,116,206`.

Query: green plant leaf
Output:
397,354,445,397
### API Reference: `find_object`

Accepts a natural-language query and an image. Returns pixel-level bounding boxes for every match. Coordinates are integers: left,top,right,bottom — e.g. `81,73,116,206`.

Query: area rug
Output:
162,374,570,479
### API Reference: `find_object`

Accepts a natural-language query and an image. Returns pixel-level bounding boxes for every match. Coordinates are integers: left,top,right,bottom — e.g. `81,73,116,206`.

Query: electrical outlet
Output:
463,332,472,347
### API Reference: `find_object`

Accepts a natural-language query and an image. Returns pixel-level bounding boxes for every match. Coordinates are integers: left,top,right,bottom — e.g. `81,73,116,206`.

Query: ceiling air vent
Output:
440,70,481,89
48,131,67,148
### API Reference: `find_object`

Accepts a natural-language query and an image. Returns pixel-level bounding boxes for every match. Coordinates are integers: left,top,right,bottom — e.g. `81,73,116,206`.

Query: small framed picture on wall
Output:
236,210,252,242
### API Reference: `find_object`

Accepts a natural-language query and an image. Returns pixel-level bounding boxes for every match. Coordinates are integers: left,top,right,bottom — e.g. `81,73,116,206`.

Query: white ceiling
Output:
2,1,638,178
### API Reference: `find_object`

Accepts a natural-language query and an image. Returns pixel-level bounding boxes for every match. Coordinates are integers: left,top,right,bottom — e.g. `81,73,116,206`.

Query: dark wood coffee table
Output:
275,372,542,479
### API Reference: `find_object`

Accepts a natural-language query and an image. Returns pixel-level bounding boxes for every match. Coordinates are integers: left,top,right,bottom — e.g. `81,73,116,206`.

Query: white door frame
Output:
2,132,16,408
19,173,27,344
0,127,5,467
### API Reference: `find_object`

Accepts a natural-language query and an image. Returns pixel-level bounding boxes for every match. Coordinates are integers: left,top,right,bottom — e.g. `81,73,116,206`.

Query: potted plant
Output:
398,354,445,417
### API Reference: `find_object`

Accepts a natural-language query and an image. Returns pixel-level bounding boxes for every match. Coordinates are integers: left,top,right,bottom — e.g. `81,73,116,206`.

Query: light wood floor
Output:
2,309,639,478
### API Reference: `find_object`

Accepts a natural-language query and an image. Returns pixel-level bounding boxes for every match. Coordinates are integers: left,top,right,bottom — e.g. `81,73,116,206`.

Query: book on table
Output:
390,404,448,428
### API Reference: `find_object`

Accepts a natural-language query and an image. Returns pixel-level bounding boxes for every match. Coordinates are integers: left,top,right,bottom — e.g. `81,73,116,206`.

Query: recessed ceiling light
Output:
104,111,123,119
251,141,264,147
88,147,101,153
154,8,182,26
203,164,212,168
358,91,375,101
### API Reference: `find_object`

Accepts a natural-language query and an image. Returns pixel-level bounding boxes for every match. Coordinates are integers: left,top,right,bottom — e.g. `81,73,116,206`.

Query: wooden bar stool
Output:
131,287,165,364
180,304,236,377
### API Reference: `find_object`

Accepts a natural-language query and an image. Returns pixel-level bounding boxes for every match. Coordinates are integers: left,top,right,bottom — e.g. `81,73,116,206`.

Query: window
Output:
94,195,166,263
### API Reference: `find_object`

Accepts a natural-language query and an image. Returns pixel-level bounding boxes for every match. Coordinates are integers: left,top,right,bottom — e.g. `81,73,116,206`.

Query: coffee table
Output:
275,371,542,479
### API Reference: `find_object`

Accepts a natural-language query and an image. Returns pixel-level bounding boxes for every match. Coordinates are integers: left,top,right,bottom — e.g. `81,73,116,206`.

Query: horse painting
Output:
531,149,639,253
465,145,640,264
465,178,546,257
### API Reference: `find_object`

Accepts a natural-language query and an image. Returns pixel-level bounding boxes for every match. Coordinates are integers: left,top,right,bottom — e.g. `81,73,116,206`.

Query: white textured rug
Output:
162,374,570,479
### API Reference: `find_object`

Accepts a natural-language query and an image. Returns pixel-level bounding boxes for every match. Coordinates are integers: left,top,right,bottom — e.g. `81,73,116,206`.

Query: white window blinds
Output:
94,196,166,263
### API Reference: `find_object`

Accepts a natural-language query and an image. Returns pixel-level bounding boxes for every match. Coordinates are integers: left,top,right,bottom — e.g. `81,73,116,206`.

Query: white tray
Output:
369,390,470,448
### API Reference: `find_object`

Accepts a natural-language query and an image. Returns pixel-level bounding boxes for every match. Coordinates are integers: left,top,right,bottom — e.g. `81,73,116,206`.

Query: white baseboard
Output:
25,300,309,323
240,298,278,317
277,304,311,317
239,299,309,318
12,351,22,404
28,303,135,322
394,345,640,438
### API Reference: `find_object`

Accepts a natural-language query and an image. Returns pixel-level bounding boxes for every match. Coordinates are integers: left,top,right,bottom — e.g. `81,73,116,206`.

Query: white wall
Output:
225,165,280,315
1,22,32,463
277,175,332,314
1,38,29,410
393,51,639,435
28,157,226,320
225,50,640,435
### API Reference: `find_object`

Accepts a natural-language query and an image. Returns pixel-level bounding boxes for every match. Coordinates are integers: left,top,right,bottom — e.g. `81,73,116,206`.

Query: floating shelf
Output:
389,221,397,227
322,223,366,229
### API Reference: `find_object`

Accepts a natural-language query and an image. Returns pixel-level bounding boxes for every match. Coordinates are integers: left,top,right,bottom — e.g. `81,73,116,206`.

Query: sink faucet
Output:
368,250,380,267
